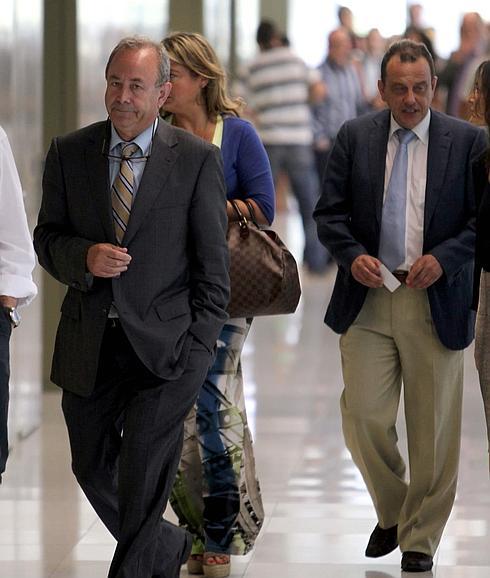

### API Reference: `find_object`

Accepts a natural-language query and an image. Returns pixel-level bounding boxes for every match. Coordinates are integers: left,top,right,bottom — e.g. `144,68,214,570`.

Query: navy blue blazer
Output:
314,109,488,351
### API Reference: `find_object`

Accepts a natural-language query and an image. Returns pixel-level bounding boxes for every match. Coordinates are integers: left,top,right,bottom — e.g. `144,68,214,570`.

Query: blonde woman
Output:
161,32,274,578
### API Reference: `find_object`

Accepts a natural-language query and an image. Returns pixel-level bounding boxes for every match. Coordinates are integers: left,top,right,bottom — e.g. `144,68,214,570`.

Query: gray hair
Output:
105,36,170,85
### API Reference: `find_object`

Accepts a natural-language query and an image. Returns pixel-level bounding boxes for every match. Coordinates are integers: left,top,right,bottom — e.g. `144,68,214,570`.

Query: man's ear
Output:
158,82,173,107
377,79,386,102
431,75,438,93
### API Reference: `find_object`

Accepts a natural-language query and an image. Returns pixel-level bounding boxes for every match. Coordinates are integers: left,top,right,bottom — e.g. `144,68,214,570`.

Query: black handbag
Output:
226,200,301,318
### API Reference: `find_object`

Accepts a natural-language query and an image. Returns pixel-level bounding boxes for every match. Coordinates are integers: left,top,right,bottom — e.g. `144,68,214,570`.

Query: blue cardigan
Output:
221,116,275,225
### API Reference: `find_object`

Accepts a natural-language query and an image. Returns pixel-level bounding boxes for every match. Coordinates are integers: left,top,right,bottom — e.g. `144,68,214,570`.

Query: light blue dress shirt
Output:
108,118,157,196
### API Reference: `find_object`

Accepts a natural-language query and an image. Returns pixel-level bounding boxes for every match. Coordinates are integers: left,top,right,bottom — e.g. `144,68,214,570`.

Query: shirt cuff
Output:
0,274,38,307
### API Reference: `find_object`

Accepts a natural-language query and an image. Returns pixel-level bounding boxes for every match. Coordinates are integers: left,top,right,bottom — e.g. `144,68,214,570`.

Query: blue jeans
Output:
0,308,12,475
265,144,329,272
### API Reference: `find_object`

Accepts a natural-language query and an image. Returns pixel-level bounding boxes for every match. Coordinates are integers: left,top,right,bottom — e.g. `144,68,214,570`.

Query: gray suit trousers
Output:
62,321,211,578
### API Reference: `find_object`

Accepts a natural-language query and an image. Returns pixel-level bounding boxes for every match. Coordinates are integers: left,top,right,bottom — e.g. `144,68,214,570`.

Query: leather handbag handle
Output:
244,200,259,227
229,199,249,239
229,199,246,222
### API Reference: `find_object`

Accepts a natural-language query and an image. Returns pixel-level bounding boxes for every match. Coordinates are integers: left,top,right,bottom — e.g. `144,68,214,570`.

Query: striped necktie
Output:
111,142,139,244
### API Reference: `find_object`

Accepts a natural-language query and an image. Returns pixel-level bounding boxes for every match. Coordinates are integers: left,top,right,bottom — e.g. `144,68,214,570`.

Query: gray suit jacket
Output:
34,120,230,396
314,109,488,350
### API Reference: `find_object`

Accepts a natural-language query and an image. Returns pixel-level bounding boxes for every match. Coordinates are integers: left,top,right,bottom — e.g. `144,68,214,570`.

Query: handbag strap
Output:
244,200,260,227
229,199,250,239
229,199,247,222
230,198,261,226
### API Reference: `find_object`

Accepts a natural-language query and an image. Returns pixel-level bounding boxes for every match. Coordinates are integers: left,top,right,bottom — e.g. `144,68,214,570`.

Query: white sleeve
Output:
0,127,37,306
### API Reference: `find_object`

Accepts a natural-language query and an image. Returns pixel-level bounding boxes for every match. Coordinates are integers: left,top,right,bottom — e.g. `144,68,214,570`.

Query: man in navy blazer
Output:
34,37,229,578
314,40,487,573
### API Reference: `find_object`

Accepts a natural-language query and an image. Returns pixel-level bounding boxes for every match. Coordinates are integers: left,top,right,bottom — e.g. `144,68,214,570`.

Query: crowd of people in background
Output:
316,5,490,121
234,6,490,264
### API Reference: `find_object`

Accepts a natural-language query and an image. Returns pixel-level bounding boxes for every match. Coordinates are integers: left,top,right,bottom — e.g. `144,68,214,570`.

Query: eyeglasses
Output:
103,150,150,162
101,119,156,162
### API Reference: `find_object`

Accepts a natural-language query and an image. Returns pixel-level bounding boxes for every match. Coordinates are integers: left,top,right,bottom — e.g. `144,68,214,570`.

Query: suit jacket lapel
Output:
123,121,179,246
85,123,115,242
424,111,451,234
369,111,390,228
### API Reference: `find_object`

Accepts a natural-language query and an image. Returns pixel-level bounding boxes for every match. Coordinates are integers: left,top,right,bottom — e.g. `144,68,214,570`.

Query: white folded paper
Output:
379,263,402,292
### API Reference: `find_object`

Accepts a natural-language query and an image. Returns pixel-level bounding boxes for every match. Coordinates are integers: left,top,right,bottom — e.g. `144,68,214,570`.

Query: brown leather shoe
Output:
365,523,398,557
401,551,433,572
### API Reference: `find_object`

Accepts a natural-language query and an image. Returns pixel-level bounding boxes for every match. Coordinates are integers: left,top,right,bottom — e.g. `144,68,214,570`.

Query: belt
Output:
393,270,408,283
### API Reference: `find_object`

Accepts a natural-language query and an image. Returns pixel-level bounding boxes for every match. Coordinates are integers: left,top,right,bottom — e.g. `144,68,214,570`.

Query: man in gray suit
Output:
314,40,487,572
34,37,229,578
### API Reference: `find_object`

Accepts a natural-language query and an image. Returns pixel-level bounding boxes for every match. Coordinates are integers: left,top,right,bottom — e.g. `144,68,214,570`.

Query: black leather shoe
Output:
401,551,433,572
365,523,398,557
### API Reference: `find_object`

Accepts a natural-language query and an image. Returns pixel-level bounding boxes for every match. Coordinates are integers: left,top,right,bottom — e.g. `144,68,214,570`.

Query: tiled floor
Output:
2,214,490,578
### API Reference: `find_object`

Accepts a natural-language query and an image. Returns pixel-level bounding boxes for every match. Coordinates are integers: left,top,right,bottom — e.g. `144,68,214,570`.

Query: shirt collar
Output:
109,118,158,155
389,110,431,145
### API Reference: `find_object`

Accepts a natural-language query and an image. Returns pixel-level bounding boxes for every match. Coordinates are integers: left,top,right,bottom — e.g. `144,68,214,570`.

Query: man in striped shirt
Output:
238,20,329,274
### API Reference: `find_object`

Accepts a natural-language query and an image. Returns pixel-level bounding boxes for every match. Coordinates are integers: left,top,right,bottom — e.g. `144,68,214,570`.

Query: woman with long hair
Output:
160,32,275,577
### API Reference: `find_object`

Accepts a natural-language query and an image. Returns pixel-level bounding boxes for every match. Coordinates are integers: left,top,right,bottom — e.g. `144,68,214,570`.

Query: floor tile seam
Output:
47,515,105,577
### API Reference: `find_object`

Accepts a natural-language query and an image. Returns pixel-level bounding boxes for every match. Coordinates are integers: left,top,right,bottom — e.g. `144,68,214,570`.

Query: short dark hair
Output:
256,20,278,49
105,36,170,86
380,39,435,83
337,6,352,21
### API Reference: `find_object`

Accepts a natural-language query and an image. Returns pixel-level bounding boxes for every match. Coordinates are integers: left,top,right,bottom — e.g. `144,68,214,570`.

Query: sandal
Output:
202,552,231,578
187,553,204,575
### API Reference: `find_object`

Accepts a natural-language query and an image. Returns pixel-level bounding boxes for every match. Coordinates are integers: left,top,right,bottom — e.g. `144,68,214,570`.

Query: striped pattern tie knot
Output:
111,142,139,244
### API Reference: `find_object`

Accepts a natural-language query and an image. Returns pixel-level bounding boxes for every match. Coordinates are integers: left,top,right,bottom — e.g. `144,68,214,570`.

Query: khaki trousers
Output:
340,285,463,556
475,270,490,455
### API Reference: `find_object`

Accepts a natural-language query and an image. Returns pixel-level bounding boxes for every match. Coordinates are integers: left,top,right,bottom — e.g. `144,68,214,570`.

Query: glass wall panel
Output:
0,0,43,441
78,0,169,127
204,0,231,67
0,2,15,132
236,0,259,64
288,0,335,67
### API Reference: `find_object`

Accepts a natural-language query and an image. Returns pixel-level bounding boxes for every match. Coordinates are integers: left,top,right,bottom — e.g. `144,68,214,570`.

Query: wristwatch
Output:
5,306,21,328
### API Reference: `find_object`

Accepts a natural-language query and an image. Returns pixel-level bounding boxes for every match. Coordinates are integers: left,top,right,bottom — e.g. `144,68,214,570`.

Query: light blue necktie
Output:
378,129,417,271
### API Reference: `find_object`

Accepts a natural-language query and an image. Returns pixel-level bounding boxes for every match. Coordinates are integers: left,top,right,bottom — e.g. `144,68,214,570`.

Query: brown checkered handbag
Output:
226,200,301,318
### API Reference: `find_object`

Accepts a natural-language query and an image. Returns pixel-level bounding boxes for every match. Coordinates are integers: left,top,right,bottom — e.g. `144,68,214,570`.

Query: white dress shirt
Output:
384,111,431,270
0,126,37,306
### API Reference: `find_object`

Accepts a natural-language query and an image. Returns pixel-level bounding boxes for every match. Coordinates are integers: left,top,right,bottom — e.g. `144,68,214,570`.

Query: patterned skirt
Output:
170,318,264,554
